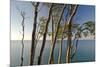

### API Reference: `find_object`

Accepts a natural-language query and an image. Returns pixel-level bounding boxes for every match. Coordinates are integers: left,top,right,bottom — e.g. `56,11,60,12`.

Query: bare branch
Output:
31,2,36,7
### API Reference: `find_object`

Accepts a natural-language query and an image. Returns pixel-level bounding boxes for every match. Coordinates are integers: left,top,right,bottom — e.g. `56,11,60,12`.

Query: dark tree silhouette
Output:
50,15,55,64
38,4,54,65
30,2,40,65
48,4,66,64
66,5,78,63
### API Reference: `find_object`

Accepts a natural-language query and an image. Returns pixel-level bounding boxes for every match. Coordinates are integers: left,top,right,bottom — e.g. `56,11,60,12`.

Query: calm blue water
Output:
10,40,95,67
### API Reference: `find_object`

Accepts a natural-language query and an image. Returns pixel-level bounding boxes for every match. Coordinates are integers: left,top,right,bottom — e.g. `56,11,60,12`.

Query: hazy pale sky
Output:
11,0,95,40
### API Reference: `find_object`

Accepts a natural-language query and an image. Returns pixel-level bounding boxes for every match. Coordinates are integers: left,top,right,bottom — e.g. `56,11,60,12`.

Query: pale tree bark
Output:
48,5,66,64
71,37,79,61
71,32,80,61
66,5,78,63
30,2,40,65
37,4,54,65
20,11,25,66
58,6,69,63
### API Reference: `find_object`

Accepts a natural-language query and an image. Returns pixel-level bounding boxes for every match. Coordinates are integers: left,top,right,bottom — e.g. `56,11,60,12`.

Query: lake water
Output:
10,40,95,67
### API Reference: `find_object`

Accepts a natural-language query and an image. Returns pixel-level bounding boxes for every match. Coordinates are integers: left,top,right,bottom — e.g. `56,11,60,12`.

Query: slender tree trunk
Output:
58,36,63,64
48,5,66,64
66,21,72,63
71,36,79,61
72,35,76,48
58,5,69,63
50,15,54,64
66,5,78,63
30,2,39,65
74,38,78,61
37,4,53,65
52,16,54,44
20,11,25,66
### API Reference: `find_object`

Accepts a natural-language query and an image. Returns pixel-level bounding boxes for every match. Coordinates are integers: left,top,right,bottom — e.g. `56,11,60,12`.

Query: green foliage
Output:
83,21,95,36
38,17,47,36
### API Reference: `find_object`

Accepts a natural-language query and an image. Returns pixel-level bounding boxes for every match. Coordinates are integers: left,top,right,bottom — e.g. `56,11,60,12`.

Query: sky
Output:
11,0,95,40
